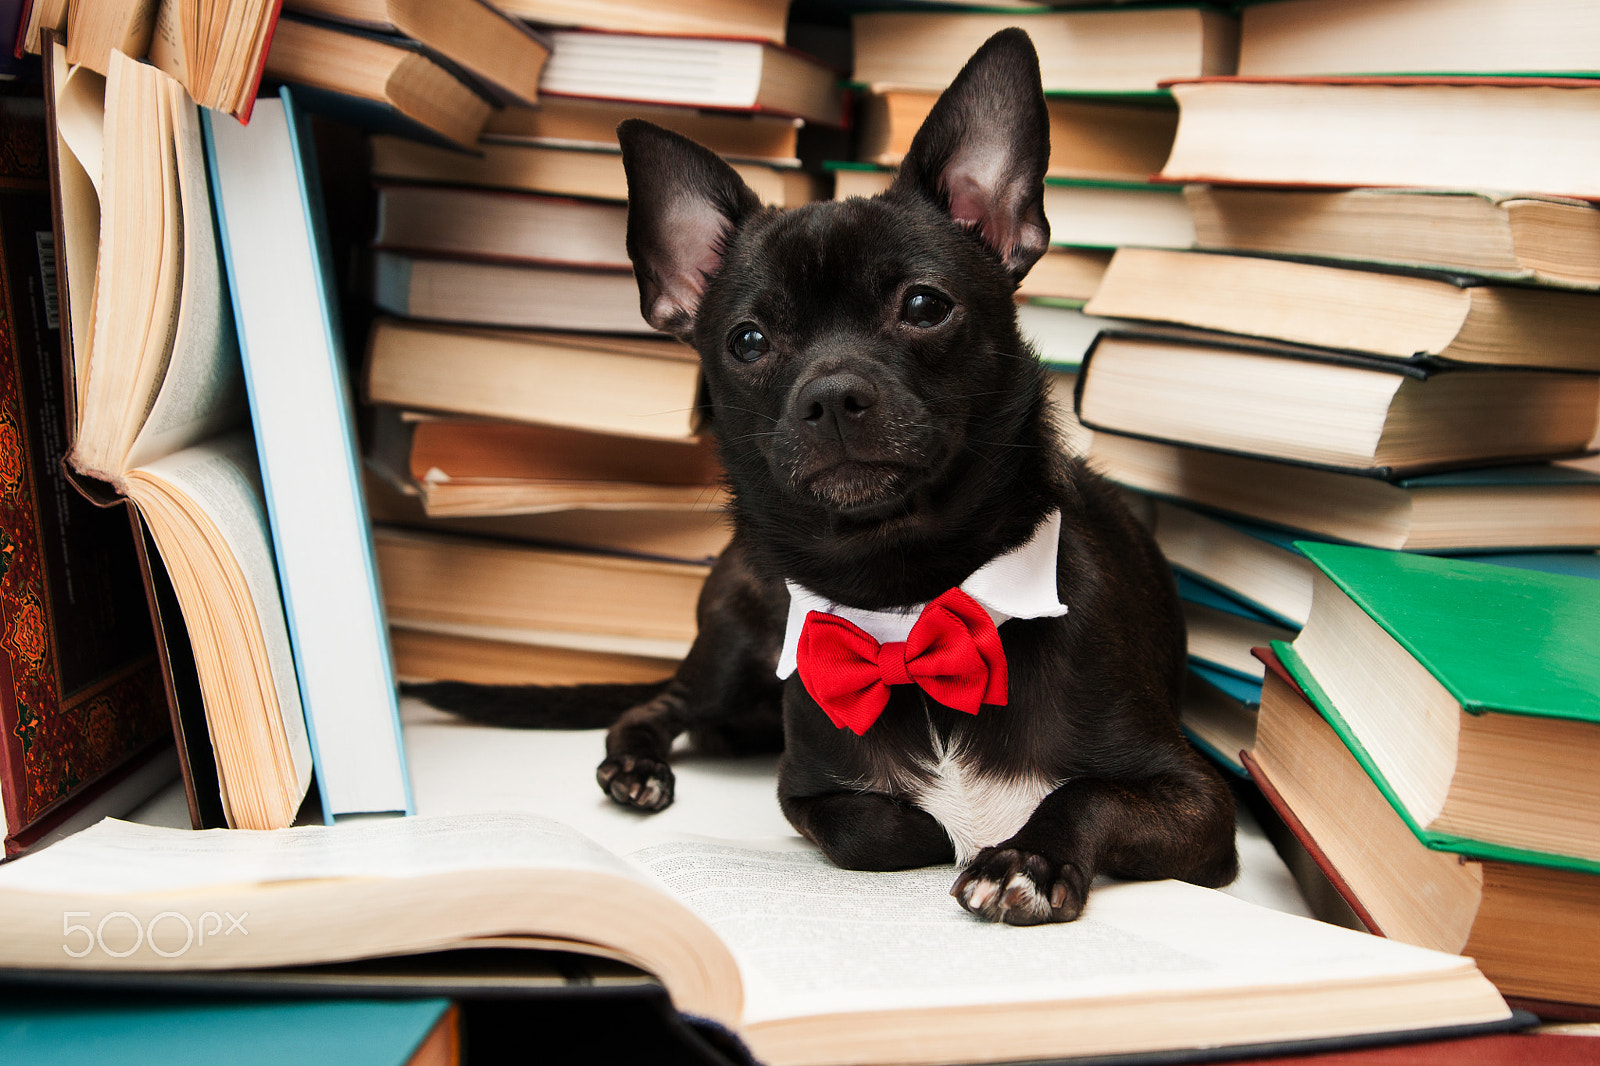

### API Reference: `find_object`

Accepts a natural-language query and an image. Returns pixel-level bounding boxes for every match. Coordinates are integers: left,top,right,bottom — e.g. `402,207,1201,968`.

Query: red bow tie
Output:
795,588,1008,736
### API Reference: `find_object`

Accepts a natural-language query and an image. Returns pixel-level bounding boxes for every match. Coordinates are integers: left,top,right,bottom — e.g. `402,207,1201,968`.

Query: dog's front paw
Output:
951,847,1089,925
596,755,675,811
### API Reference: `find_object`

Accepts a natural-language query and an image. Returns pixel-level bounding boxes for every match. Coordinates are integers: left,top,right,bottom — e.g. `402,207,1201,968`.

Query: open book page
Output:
124,82,246,470
48,45,104,391
625,843,1483,1026
73,51,182,481
0,810,636,896
129,432,311,810
399,700,1314,916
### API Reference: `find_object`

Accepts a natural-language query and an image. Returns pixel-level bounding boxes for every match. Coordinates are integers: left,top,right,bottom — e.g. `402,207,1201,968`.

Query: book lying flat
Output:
372,527,708,660
481,96,802,165
372,252,653,334
856,89,1178,181
1185,187,1600,289
1179,575,1296,682
389,625,679,687
1089,433,1600,552
373,184,631,269
1277,543,1600,870
851,5,1238,94
0,812,1516,1066
1161,76,1600,199
1085,247,1600,370
1236,0,1600,79
1076,332,1600,476
1248,646,1600,1014
363,320,703,441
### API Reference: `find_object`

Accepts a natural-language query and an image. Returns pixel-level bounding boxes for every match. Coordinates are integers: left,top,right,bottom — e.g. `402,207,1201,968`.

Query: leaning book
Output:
0,813,1514,1066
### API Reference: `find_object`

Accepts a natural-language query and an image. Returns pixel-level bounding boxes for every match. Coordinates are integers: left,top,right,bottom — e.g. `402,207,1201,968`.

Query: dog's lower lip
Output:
803,460,911,510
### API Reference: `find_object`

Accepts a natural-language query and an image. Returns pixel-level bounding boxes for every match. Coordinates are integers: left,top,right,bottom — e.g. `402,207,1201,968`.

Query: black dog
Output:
410,29,1237,925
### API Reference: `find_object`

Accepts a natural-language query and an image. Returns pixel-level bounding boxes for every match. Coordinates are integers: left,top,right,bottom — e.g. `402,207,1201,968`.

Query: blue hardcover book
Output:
0,994,453,1066
203,89,412,821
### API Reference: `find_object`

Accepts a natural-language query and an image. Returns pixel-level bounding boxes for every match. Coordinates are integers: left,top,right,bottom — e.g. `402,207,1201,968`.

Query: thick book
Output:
1236,0,1600,79
367,133,821,208
1088,432,1600,552
0,811,1518,1066
0,993,457,1065
1151,497,1600,630
1178,574,1295,683
482,96,801,165
1013,248,1113,304
372,251,654,335
1085,247,1600,371
851,6,1238,94
1186,187,1600,289
372,184,630,269
50,49,312,832
363,319,703,440
1181,663,1260,778
1075,331,1599,476
491,0,788,47
389,625,679,687
856,89,1177,181
260,15,493,149
145,0,280,122
537,30,844,128
0,89,176,856
373,527,708,661
1248,645,1600,1014
205,89,410,823
369,409,722,519
1160,75,1600,199
281,0,550,107
1277,542,1600,871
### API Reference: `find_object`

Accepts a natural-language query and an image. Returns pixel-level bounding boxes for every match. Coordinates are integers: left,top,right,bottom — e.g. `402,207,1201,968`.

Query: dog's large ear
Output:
889,28,1051,281
619,119,763,340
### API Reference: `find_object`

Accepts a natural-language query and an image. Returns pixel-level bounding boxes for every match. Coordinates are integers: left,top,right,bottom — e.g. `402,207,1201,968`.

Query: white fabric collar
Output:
775,510,1068,679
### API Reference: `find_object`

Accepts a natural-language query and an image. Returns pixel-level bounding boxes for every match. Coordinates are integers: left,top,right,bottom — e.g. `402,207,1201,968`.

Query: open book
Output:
49,46,310,832
0,804,1513,1066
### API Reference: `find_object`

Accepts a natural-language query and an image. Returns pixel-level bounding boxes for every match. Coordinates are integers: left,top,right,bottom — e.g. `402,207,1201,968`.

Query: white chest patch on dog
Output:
908,731,1061,865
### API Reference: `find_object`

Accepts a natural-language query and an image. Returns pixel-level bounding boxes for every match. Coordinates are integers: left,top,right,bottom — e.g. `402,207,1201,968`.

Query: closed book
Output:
857,89,1177,181
1088,432,1600,552
372,184,629,269
481,96,801,165
1237,0,1600,78
1178,574,1295,683
851,6,1238,94
368,134,820,208
390,625,678,687
282,0,550,107
1152,496,1600,630
1076,331,1599,477
0,91,175,856
261,15,493,149
373,251,655,334
1161,75,1600,199
492,0,788,47
362,320,702,441
1185,187,1600,289
538,30,845,128
206,89,411,822
373,527,708,660
1248,645,1600,1013
1086,247,1600,371
1181,663,1260,778
1277,542,1600,870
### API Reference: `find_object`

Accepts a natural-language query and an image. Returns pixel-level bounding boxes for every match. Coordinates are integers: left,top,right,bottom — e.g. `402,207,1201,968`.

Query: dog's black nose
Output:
796,372,879,440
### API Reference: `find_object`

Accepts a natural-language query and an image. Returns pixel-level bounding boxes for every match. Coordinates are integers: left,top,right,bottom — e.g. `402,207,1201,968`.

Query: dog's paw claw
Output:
952,847,1088,925
596,755,675,812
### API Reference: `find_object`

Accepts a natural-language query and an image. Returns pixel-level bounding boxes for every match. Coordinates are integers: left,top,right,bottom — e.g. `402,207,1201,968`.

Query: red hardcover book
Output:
0,89,176,856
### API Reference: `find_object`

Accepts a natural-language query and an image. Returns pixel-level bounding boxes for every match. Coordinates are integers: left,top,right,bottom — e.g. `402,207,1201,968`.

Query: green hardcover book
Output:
1273,542,1600,873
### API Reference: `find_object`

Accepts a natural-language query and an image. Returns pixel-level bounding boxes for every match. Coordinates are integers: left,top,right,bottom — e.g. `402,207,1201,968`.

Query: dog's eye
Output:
728,326,771,363
901,290,952,328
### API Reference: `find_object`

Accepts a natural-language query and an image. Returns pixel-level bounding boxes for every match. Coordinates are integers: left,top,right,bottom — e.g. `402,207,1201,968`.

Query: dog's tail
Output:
399,679,669,730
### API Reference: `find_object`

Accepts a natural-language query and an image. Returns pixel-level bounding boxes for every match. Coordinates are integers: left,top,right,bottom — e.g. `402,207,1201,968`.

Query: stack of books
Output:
1069,0,1600,780
357,2,849,688
831,2,1235,385
1248,543,1600,1019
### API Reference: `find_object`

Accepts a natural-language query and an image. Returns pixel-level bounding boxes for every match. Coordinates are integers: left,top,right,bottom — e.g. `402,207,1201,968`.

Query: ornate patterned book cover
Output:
0,90,171,854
